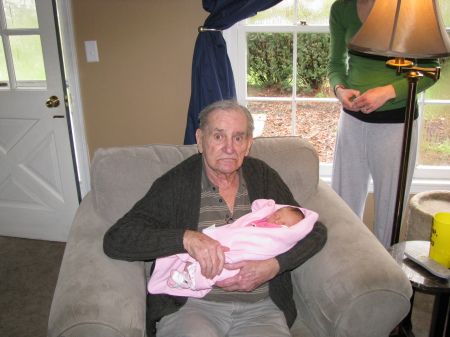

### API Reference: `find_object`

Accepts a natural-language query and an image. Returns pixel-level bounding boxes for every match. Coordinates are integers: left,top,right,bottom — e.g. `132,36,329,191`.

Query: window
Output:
0,0,47,89
224,0,450,191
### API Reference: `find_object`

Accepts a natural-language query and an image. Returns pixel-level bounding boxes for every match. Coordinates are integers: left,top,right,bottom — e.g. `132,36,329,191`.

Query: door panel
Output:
0,0,79,241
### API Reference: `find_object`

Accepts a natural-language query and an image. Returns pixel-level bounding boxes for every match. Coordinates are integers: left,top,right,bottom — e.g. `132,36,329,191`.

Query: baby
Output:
247,206,304,228
167,206,305,289
148,199,318,297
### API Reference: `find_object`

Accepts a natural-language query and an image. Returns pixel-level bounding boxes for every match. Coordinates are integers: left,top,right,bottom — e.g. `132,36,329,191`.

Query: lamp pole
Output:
390,70,422,246
390,65,441,246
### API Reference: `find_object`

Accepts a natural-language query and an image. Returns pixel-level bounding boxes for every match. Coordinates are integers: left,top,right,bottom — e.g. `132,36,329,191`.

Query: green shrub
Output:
247,33,293,92
247,32,330,93
297,33,330,91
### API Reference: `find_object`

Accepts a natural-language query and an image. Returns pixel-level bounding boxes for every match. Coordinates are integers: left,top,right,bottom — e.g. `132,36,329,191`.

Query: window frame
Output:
224,22,450,193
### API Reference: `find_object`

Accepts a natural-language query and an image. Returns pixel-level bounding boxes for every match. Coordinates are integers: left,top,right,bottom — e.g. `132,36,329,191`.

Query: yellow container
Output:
429,212,450,268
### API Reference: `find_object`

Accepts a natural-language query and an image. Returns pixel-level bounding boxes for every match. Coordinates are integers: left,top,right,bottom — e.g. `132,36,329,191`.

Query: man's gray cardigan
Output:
103,154,327,335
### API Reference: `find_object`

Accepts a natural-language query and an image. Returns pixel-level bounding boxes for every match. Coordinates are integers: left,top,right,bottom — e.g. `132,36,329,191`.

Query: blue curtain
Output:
183,0,283,145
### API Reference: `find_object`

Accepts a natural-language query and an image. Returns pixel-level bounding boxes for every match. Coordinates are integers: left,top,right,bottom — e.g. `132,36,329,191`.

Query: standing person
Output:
103,100,327,337
327,0,439,248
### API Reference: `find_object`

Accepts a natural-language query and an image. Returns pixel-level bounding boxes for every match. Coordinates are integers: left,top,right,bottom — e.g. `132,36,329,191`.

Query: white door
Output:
0,0,79,241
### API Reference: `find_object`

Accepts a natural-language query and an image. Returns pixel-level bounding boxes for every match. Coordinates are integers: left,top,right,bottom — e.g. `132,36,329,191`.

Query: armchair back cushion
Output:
90,137,318,224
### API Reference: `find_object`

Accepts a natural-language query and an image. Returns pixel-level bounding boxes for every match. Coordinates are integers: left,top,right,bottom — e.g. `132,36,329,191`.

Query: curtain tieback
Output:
198,26,222,33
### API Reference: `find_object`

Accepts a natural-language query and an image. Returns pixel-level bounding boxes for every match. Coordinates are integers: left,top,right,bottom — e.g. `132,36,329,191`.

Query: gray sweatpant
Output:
332,111,418,248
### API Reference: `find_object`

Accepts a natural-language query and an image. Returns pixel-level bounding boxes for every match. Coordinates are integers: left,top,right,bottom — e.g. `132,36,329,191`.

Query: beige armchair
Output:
48,137,412,337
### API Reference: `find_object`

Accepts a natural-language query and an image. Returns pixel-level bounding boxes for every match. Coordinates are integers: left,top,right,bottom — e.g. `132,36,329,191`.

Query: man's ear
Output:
245,134,253,156
195,129,203,153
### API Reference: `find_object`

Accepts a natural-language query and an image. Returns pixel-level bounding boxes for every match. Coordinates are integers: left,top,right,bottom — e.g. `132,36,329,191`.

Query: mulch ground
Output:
248,87,340,163
247,87,449,166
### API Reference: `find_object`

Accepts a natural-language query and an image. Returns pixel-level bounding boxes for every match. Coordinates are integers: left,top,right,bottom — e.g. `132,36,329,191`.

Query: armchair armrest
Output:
292,181,412,337
48,193,147,337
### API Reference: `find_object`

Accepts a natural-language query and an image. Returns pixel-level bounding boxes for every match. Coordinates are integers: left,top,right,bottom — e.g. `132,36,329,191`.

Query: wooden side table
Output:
388,241,450,337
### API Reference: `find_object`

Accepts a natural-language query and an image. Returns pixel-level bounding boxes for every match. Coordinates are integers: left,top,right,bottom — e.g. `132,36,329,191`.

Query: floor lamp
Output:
346,0,450,246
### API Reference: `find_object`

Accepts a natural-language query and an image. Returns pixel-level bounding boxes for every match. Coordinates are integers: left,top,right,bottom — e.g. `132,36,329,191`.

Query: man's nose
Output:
223,138,235,153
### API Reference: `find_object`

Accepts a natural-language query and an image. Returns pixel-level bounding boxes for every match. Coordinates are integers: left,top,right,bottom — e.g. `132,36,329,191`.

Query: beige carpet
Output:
0,236,65,337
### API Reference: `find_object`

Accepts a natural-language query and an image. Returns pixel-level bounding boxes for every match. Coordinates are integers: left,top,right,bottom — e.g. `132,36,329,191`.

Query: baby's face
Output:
267,207,304,227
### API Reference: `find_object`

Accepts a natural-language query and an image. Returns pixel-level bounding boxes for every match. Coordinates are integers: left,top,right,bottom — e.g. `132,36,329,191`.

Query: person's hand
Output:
214,258,280,292
183,230,229,279
352,85,396,114
336,88,361,111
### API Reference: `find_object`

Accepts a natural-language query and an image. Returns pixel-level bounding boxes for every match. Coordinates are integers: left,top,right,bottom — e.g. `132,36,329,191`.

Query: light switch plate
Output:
85,41,99,62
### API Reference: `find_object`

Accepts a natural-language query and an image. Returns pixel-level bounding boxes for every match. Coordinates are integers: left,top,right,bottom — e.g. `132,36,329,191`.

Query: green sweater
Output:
327,0,439,120
104,153,327,335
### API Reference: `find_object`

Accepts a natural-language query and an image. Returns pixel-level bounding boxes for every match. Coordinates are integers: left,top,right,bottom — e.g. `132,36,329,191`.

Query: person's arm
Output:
215,258,280,292
351,58,440,113
275,221,327,274
327,2,348,91
183,229,229,279
103,156,203,262
215,221,327,292
103,176,187,261
327,2,360,110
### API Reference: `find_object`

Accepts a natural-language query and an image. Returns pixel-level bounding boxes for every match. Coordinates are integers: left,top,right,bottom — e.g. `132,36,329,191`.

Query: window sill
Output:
319,163,450,194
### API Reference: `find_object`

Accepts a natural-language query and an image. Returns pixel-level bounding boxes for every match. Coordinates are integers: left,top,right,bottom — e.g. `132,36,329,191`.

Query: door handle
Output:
46,95,60,108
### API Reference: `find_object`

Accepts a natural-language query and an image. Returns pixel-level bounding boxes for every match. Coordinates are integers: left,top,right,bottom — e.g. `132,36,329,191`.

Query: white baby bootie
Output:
168,269,192,289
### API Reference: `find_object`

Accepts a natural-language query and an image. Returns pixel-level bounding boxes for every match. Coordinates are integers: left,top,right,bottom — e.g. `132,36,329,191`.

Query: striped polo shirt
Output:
198,163,270,303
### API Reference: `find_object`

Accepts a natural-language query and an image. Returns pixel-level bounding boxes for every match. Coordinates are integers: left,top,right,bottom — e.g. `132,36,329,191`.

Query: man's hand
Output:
183,230,229,279
214,258,280,292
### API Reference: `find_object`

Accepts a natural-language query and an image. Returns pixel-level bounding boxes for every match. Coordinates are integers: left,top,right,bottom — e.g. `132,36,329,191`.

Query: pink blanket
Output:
147,199,318,297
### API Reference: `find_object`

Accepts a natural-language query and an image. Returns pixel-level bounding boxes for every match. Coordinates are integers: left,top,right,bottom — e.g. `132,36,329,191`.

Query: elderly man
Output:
103,100,327,337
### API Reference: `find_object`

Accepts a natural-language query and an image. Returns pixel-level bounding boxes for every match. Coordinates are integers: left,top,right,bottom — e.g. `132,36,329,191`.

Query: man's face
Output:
196,108,253,178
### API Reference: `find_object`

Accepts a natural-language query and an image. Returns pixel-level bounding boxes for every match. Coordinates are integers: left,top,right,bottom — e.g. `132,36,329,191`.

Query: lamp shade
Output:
347,0,450,58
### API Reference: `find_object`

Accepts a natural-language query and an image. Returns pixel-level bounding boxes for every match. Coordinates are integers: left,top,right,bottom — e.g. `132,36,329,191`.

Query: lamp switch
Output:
85,41,99,62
